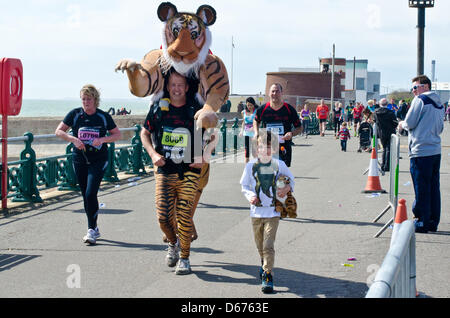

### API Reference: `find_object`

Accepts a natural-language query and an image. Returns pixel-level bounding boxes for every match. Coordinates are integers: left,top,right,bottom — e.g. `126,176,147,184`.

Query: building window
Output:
356,78,365,90
373,84,380,92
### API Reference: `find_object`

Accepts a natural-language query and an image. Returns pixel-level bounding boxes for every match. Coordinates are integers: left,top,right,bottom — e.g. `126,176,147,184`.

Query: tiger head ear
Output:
196,5,216,26
157,2,178,22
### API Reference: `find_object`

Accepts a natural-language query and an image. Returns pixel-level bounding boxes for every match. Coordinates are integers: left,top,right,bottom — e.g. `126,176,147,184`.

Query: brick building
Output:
265,71,343,109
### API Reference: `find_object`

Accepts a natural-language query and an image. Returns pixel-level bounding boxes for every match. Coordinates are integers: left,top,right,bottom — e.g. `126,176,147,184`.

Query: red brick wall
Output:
265,72,342,106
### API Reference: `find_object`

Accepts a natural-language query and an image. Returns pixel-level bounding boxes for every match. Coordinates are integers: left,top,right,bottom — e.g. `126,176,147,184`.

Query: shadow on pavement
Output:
195,261,368,298
96,239,224,255
73,208,133,215
283,217,384,228
0,254,41,272
197,202,249,211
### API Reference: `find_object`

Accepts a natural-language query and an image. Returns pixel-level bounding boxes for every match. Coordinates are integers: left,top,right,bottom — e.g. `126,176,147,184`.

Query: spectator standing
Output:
373,98,398,172
398,75,445,233
367,99,376,113
333,102,343,137
387,98,398,113
446,104,450,123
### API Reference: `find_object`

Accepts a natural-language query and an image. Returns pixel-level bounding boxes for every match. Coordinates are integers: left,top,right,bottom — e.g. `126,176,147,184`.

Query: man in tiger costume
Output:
141,69,205,275
115,2,229,129
116,2,228,273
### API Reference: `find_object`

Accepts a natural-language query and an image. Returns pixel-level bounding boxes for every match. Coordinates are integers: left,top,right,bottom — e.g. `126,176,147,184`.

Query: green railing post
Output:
220,118,227,157
103,139,119,182
232,117,239,153
130,125,146,175
13,132,42,203
58,144,79,191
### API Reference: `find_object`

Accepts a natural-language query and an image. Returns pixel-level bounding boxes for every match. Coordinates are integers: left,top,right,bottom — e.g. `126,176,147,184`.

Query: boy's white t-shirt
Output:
240,158,295,218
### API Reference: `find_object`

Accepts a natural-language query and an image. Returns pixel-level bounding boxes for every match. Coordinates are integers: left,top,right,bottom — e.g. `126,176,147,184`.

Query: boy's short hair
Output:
342,122,347,127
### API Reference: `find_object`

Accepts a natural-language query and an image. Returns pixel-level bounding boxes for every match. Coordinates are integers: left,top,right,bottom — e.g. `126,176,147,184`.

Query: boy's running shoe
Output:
261,271,274,294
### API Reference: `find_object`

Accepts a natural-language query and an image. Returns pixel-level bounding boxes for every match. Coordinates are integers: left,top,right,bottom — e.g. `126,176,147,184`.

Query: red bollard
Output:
1,57,23,210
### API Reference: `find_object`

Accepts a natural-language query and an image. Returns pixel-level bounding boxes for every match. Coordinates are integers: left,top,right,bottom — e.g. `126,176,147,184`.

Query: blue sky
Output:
1,0,449,99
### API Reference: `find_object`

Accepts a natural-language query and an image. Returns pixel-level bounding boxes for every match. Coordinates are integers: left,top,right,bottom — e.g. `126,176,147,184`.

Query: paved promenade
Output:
1,126,449,298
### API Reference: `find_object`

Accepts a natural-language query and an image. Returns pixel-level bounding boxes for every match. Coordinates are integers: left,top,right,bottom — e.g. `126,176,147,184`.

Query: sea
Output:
16,98,152,117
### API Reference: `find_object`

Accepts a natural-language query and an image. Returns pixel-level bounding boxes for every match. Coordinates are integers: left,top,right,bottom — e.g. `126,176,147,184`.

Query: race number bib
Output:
161,127,190,162
266,123,285,144
78,127,102,150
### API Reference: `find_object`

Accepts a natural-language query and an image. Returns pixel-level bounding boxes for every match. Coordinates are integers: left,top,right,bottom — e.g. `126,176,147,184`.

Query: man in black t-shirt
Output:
141,70,205,276
254,83,301,167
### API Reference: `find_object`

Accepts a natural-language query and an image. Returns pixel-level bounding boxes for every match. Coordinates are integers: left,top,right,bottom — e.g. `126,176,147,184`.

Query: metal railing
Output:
0,118,246,206
366,220,416,298
373,134,401,238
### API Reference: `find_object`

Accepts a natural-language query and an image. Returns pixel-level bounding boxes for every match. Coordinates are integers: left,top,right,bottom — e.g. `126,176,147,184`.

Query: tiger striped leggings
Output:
155,170,200,259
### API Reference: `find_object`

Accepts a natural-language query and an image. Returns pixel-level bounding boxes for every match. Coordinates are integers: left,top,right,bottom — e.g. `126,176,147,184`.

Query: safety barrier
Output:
373,134,401,238
0,119,246,207
366,220,416,298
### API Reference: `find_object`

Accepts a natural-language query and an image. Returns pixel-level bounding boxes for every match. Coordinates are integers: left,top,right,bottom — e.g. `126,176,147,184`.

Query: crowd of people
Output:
106,107,132,116
55,74,445,295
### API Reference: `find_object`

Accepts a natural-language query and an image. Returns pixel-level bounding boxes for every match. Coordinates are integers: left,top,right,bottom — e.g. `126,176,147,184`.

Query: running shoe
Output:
83,229,97,245
166,241,180,267
93,227,101,239
259,266,264,280
175,258,191,275
261,271,274,293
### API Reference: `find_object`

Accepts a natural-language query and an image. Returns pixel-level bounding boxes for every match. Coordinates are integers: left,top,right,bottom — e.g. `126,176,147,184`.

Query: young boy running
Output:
240,130,295,294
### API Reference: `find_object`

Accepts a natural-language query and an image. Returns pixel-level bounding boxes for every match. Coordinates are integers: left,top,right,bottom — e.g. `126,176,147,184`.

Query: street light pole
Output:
231,36,234,95
409,0,435,76
330,44,335,112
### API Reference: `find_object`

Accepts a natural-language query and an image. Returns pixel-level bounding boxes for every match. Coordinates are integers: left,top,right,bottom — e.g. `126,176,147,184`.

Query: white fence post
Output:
366,220,416,298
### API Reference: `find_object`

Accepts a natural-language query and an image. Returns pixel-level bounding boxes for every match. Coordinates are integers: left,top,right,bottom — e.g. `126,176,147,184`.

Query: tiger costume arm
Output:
115,50,164,98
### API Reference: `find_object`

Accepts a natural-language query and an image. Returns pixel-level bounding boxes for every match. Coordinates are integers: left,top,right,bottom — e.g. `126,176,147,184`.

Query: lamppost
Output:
408,0,435,76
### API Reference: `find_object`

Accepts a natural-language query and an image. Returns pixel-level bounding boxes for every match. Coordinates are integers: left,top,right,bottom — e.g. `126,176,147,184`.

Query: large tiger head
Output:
158,2,216,77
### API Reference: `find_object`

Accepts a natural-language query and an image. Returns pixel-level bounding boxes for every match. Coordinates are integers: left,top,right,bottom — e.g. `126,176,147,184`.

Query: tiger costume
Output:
275,175,297,218
115,1,230,129
155,171,200,260
116,2,227,243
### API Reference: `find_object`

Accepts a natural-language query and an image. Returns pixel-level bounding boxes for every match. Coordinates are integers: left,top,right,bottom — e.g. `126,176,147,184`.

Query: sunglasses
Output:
411,84,424,91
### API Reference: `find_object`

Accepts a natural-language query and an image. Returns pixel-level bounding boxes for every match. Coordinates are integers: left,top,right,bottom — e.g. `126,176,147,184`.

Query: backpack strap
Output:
418,94,443,110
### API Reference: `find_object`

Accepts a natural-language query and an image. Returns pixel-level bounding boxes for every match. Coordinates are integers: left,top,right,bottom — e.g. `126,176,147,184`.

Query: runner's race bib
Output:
161,127,190,162
78,127,102,150
266,123,285,144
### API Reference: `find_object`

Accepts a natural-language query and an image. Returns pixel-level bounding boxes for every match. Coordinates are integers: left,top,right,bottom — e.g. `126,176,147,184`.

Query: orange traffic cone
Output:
394,199,408,224
390,199,408,247
362,147,386,193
